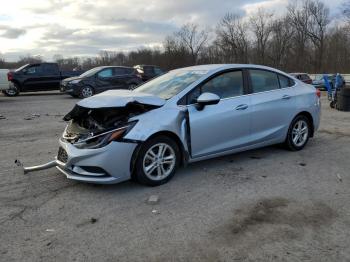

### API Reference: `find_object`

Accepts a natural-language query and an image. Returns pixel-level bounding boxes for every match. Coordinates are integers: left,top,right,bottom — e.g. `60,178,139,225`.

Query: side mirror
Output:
196,92,220,110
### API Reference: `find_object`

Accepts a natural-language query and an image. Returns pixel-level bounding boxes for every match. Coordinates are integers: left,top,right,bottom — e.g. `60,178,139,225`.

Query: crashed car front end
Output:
55,93,164,183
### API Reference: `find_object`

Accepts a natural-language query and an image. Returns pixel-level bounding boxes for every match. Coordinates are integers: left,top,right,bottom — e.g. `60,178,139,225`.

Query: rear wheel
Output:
3,83,19,97
134,136,180,186
285,115,311,151
79,86,94,98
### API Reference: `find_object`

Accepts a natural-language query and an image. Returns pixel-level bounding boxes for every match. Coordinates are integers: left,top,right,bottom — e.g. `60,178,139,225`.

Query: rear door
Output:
42,64,61,90
187,69,252,158
248,69,296,145
110,67,128,89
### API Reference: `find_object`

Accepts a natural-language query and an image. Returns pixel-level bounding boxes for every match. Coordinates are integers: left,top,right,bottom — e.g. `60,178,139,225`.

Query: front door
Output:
187,70,252,158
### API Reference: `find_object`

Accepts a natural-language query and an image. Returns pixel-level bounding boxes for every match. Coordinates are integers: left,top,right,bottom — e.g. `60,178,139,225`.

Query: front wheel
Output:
79,86,94,98
134,136,180,186
285,115,311,151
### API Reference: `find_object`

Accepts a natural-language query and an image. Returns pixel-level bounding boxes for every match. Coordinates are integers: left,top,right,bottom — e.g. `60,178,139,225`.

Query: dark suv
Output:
289,73,312,84
134,65,165,82
60,66,142,98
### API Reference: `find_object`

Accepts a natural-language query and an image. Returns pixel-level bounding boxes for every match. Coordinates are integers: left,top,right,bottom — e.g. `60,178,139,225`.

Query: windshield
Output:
134,70,207,99
79,67,102,78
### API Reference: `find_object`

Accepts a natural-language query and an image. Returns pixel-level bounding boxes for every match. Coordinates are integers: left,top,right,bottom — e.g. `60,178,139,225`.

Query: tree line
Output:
1,0,350,74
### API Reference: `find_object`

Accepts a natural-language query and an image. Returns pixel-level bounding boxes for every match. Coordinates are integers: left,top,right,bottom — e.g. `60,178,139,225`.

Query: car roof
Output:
290,73,309,75
96,66,134,69
174,64,291,76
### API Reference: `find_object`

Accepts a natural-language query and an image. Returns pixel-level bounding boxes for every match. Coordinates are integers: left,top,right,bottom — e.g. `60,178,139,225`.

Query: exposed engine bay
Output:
62,102,159,144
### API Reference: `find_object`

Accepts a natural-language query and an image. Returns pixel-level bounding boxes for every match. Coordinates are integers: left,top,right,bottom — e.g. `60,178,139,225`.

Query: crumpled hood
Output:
77,90,166,108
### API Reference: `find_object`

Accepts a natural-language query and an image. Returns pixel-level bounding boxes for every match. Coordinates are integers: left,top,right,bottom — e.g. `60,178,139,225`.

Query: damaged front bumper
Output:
20,139,138,184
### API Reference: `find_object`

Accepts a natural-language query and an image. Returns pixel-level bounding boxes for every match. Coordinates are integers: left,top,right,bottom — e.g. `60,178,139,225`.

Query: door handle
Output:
282,95,291,100
235,104,248,110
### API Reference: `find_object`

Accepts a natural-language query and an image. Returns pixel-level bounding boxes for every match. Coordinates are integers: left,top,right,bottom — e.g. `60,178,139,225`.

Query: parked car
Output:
312,75,330,90
290,73,313,84
0,69,11,94
134,65,165,81
312,74,346,91
60,66,143,98
24,64,321,186
5,63,82,96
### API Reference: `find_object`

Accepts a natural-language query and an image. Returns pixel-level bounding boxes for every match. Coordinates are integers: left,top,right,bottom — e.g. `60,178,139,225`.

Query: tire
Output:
285,115,311,151
128,83,138,90
134,135,180,186
79,86,94,98
3,83,19,97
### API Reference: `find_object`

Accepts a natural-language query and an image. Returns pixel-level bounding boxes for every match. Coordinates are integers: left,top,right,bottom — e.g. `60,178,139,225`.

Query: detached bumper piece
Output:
15,159,61,175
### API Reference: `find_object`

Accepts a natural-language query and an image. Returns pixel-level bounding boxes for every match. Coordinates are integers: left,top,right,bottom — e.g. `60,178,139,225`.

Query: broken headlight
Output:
73,121,137,149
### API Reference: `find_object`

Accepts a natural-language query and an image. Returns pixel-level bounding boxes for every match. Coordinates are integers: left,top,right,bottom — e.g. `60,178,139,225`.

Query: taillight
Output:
7,72,13,81
316,88,321,98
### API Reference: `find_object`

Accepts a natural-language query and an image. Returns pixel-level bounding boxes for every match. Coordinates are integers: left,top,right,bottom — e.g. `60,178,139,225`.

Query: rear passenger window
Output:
250,70,280,93
113,68,126,76
278,74,294,88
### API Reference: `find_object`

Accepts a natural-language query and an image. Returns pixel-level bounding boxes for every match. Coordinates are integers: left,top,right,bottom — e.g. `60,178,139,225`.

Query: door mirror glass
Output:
196,92,220,110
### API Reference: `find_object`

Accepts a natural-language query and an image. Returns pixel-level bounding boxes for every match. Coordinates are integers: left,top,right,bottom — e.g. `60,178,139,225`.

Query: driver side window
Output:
186,70,244,104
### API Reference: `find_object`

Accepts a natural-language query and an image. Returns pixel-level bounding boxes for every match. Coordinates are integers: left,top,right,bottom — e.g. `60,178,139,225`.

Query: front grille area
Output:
57,147,68,163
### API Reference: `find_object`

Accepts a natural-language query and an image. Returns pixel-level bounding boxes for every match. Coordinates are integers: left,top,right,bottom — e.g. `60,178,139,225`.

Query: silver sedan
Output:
24,64,321,186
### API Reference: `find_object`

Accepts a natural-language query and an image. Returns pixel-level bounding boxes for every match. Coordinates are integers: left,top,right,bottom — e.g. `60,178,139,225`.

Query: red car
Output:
290,73,312,84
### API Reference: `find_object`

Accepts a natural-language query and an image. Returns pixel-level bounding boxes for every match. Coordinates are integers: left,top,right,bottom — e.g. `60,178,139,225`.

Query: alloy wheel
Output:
292,120,309,147
142,143,176,181
81,87,93,98
4,87,18,96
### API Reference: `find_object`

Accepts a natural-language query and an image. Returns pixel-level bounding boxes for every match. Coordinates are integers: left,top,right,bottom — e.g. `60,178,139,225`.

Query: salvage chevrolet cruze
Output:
22,64,321,186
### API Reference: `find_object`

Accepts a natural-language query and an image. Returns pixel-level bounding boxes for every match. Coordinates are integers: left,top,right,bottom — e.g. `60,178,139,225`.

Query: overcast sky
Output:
0,0,344,61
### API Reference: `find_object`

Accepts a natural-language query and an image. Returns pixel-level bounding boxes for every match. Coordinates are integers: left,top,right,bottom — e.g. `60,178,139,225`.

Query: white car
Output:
0,69,12,94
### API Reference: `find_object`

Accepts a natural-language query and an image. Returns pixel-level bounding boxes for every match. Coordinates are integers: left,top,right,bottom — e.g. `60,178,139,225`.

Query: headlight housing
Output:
70,79,81,84
73,121,137,149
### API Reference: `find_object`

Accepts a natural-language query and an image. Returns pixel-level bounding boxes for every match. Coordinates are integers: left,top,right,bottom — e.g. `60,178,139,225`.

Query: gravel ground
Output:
0,91,350,262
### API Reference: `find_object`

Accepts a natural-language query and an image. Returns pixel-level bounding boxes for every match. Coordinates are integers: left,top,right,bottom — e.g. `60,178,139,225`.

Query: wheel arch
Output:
11,80,22,91
129,130,189,177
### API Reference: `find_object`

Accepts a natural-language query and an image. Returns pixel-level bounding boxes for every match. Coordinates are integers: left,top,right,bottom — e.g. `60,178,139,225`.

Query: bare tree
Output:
250,9,273,65
268,16,295,68
216,13,249,63
176,23,209,64
288,0,330,72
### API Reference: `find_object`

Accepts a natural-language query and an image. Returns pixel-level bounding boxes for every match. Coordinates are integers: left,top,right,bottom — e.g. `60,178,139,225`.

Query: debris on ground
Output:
32,113,40,118
336,174,343,182
45,229,55,232
151,209,159,214
23,116,34,120
147,195,159,205
299,162,307,167
0,114,6,120
90,217,98,224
